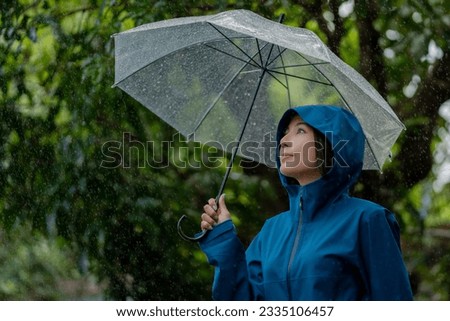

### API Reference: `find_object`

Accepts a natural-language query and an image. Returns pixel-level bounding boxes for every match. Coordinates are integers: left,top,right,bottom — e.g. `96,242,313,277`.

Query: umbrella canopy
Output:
112,10,405,241
113,9,405,171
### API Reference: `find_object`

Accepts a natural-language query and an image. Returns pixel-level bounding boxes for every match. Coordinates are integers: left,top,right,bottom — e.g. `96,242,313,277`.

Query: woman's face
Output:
279,115,321,185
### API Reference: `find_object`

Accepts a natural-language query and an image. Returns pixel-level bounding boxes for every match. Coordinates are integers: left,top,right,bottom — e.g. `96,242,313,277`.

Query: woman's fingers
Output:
208,198,217,211
200,220,213,231
203,202,218,220
200,195,230,230
201,212,216,225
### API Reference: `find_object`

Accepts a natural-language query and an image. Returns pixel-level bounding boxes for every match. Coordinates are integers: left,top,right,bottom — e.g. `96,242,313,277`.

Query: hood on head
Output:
276,105,365,197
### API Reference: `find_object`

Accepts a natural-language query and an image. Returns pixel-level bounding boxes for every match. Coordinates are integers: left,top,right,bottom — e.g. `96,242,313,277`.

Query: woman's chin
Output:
280,166,297,179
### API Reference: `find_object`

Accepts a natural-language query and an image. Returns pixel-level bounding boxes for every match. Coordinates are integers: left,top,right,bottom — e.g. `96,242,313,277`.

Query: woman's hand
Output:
200,194,231,230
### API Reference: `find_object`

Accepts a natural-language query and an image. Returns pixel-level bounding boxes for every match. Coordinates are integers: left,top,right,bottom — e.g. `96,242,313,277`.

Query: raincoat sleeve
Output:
199,220,264,300
360,209,413,300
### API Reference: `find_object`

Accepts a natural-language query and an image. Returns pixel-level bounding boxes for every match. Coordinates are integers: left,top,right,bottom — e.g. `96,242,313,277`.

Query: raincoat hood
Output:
276,105,365,220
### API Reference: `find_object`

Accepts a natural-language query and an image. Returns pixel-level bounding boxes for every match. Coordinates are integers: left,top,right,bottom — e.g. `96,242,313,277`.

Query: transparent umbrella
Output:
112,10,405,241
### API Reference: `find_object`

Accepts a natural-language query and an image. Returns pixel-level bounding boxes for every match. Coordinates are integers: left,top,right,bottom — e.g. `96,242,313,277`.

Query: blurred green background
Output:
1,0,449,300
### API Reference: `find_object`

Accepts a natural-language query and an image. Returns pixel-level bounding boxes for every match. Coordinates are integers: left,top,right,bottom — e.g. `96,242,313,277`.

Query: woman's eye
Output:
297,128,306,134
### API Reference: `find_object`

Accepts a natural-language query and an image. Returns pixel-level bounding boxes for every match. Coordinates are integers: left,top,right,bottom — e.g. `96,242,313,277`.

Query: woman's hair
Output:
314,129,334,176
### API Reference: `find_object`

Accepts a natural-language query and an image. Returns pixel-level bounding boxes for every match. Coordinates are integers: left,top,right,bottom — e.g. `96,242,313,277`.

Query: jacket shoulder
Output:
343,196,392,216
344,196,400,235
338,196,400,230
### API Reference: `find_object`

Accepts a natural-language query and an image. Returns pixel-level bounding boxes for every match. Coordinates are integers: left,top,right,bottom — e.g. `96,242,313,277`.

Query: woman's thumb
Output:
219,193,227,211
218,194,231,223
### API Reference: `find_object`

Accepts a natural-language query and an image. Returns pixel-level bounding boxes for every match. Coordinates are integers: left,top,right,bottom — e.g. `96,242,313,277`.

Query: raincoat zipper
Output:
287,196,303,300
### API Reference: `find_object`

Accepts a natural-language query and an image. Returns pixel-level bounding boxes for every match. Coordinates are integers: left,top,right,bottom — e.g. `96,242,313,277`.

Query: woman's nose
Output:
279,135,291,149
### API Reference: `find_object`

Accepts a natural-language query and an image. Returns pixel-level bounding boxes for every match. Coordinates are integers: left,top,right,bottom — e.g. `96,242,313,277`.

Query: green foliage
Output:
1,0,449,300
0,225,85,300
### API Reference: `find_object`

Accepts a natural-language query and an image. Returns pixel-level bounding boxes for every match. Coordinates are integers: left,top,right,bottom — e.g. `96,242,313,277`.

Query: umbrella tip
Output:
278,13,285,24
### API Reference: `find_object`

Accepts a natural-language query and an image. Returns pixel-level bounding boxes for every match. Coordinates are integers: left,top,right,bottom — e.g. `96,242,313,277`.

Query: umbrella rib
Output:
255,38,264,66
203,43,261,69
269,62,330,70
293,50,383,170
293,51,352,101
265,70,288,89
264,43,277,69
261,44,291,95
268,69,333,86
276,45,292,108
207,22,262,68
189,48,266,136
266,47,288,67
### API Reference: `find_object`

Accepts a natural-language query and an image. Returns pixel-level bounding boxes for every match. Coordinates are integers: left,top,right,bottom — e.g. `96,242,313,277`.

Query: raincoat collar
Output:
276,105,365,222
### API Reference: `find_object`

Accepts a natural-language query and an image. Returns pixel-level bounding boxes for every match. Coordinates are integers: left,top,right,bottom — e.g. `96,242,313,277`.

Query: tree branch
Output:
398,50,450,187
354,0,387,97
291,0,343,55
327,0,345,56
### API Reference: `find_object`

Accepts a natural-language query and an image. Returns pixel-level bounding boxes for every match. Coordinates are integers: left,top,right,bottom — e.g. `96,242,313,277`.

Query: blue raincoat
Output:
199,105,413,300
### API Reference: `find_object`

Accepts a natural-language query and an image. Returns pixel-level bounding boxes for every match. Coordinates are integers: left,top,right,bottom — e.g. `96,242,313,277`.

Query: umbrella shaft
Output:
215,70,267,204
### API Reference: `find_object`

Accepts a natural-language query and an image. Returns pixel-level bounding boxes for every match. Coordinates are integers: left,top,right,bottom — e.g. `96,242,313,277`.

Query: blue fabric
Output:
199,105,413,300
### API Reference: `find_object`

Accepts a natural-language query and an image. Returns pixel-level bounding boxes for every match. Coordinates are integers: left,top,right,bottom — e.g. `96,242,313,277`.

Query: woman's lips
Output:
280,154,294,161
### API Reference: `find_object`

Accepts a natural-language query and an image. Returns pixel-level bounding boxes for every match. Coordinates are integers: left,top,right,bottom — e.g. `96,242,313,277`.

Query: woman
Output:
198,105,413,300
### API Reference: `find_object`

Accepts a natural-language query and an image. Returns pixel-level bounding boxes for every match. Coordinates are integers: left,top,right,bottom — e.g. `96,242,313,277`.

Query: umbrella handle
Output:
177,215,208,242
